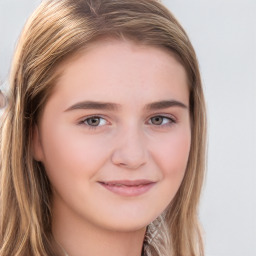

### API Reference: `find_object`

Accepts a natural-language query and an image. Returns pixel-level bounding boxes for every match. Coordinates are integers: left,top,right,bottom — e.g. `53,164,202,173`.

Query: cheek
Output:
40,123,110,185
151,127,191,184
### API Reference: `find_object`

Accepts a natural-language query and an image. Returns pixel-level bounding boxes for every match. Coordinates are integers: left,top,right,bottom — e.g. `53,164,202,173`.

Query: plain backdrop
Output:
0,0,255,256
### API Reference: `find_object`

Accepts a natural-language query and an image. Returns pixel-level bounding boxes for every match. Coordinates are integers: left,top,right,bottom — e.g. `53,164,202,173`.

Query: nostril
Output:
111,150,147,170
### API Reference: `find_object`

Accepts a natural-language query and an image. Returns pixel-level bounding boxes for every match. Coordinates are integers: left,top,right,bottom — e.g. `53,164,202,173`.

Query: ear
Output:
32,124,44,162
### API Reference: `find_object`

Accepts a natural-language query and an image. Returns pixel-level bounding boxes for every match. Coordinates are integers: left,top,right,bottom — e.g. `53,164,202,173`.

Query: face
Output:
33,39,191,232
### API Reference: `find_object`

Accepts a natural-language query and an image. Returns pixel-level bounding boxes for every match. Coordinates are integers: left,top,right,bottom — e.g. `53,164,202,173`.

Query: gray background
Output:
0,0,255,255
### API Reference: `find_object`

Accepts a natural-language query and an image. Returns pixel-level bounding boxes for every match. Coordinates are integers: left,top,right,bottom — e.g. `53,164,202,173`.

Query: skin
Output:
33,39,191,256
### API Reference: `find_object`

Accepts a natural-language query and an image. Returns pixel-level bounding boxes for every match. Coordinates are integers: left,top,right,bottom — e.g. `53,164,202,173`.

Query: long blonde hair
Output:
0,0,207,255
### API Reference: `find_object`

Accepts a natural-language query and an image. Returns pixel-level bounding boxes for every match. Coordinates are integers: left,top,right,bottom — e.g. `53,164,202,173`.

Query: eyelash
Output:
79,114,176,130
148,115,176,128
78,115,109,130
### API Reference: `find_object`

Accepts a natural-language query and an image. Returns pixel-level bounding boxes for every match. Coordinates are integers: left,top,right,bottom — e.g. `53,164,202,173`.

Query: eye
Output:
81,116,108,127
148,115,175,126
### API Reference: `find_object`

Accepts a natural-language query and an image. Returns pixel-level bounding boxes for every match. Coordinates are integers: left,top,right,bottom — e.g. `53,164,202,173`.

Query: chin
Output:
96,210,160,233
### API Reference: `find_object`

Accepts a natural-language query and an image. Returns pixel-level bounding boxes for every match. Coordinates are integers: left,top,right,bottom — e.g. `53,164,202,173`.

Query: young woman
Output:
0,0,207,255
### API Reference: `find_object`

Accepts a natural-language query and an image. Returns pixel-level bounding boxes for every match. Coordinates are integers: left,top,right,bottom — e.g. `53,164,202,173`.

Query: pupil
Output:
152,116,163,125
88,117,100,126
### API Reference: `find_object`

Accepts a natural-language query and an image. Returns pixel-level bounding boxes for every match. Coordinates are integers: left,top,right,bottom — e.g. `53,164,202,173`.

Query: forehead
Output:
56,37,187,79
50,38,189,108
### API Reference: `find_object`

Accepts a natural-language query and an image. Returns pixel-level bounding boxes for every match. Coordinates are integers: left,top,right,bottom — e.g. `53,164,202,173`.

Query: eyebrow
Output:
64,100,188,112
145,100,188,111
65,101,121,112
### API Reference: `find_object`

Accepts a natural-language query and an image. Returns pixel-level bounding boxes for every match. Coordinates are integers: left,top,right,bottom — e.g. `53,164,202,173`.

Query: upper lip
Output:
98,179,155,186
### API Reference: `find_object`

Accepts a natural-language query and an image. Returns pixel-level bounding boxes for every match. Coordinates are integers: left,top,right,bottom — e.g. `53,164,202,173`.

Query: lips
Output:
98,180,156,196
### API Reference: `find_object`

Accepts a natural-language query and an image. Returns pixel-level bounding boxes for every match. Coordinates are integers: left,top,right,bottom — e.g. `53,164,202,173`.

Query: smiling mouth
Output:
98,180,156,196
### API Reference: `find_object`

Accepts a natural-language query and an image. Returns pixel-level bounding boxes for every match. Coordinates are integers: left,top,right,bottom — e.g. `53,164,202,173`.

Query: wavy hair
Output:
0,0,207,255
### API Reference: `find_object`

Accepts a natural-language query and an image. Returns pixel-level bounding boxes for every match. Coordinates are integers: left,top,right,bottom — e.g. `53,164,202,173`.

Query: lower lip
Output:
99,182,156,197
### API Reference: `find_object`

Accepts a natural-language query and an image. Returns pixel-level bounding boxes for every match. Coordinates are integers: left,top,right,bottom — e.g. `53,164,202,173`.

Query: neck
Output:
52,199,146,256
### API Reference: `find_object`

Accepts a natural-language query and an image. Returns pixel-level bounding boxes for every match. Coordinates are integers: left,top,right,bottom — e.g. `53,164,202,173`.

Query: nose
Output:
111,126,148,170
